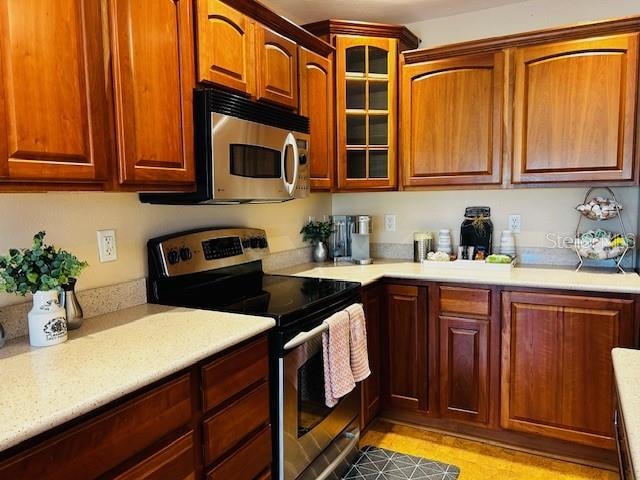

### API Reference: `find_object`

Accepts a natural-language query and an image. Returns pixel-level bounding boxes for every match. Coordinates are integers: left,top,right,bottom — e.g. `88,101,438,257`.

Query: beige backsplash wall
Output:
0,192,331,307
332,187,639,250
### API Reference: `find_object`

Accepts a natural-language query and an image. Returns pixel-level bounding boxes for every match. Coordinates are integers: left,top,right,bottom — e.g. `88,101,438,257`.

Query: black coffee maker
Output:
460,206,493,260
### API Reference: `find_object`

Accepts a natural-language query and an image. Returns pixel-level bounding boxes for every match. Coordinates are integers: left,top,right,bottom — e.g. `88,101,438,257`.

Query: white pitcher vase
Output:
28,290,68,347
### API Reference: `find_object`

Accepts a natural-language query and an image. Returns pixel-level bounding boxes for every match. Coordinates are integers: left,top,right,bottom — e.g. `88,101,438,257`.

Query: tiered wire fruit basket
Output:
573,187,630,273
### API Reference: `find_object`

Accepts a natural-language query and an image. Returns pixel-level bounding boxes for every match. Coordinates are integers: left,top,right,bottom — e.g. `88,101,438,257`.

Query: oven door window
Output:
230,144,281,178
297,337,335,437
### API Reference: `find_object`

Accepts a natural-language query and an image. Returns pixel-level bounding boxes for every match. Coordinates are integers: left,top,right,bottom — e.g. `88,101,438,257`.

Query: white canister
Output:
437,229,452,254
28,290,68,347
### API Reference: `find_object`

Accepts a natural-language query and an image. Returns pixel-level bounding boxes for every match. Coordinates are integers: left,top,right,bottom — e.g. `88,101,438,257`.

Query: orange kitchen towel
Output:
322,310,356,407
346,303,371,382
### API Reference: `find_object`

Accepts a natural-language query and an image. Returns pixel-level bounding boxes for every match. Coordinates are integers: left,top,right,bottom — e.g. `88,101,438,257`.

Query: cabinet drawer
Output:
206,425,272,480
440,286,490,316
201,337,269,412
0,374,193,480
203,382,270,466
113,430,196,480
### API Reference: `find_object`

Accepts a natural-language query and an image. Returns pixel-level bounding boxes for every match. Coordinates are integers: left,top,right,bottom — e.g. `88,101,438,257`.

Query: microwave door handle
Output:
281,132,299,196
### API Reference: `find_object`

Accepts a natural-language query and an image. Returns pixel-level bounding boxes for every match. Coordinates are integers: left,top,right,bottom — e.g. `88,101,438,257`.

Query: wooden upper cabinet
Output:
501,291,635,449
109,0,195,187
512,34,639,184
336,36,398,190
299,47,334,190
0,0,110,184
195,0,256,96
401,52,504,187
256,25,298,109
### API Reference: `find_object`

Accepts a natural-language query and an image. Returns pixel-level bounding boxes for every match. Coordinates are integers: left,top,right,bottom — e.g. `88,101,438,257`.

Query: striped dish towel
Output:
346,303,371,382
322,310,356,408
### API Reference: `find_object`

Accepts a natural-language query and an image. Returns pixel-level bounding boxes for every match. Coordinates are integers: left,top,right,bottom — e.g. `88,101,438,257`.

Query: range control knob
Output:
179,247,192,261
250,237,259,249
167,249,180,265
258,237,268,249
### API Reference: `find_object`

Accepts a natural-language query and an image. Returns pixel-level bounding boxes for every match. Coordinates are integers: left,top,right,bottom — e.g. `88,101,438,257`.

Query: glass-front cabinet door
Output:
336,36,398,189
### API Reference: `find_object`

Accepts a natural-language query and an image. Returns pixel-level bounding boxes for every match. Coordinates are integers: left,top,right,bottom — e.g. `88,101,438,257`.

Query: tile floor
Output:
361,421,619,480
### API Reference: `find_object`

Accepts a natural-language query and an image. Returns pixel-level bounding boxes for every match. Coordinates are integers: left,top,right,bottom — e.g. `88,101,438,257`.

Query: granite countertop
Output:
0,303,275,453
277,261,640,294
612,348,640,477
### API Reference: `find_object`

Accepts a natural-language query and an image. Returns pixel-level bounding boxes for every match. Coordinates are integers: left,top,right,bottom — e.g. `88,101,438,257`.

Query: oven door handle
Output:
284,322,328,351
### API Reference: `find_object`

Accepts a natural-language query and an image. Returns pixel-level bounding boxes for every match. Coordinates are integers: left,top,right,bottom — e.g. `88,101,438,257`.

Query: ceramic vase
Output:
28,290,67,347
313,241,328,262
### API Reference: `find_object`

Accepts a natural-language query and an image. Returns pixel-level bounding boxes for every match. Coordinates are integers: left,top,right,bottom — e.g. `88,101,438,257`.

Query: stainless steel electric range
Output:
147,227,362,480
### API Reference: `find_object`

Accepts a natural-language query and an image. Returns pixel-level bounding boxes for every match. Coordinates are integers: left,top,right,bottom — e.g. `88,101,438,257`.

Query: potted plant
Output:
300,220,333,262
0,231,88,347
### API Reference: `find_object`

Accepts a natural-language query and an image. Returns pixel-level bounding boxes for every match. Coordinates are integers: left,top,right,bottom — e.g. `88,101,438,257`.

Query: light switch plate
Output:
97,229,117,262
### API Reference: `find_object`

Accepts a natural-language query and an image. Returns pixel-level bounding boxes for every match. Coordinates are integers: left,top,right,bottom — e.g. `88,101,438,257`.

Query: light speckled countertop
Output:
0,303,275,453
278,261,640,294
612,348,640,478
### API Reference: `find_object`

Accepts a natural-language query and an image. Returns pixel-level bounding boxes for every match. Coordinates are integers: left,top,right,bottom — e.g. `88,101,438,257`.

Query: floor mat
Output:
342,445,461,480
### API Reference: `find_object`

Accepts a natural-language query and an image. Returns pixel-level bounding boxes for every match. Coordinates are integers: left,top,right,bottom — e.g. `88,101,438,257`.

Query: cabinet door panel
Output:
195,0,255,96
361,284,382,429
336,36,397,190
299,47,334,190
512,34,638,184
440,316,489,423
401,52,503,187
0,0,110,182
110,0,195,186
501,292,635,449
385,284,427,412
256,26,297,109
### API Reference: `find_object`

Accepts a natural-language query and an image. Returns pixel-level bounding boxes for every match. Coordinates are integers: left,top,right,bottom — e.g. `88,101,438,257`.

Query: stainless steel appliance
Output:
140,89,310,205
146,227,362,480
329,215,373,264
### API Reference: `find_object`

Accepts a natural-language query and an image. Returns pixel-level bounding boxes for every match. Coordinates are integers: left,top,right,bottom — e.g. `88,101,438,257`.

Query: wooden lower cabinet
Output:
113,431,197,480
361,283,383,429
384,283,428,412
437,286,496,425
375,280,637,466
0,335,271,480
501,292,635,449
439,316,490,423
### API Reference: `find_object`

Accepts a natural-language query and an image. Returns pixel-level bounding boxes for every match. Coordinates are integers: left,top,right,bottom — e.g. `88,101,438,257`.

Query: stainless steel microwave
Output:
140,88,310,205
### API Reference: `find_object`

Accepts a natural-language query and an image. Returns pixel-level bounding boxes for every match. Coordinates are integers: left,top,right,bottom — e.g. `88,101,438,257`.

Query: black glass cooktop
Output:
153,268,360,327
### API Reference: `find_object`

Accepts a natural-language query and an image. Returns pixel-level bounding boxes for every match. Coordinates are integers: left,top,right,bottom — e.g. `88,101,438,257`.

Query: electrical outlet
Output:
97,229,117,262
384,214,397,232
508,215,521,233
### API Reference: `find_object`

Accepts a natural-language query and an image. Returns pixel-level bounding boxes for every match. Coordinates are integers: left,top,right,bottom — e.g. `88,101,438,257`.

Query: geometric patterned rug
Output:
342,445,461,480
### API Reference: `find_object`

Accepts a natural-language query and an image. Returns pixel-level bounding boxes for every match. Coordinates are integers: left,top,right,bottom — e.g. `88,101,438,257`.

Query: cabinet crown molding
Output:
303,19,420,51
402,14,640,63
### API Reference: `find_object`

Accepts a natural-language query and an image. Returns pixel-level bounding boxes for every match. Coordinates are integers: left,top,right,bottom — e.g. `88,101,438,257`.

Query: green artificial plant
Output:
0,231,88,295
300,220,333,244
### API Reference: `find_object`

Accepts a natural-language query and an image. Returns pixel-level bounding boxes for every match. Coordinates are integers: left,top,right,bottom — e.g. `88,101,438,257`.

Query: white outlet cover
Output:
384,214,397,232
97,229,117,262
508,215,521,233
